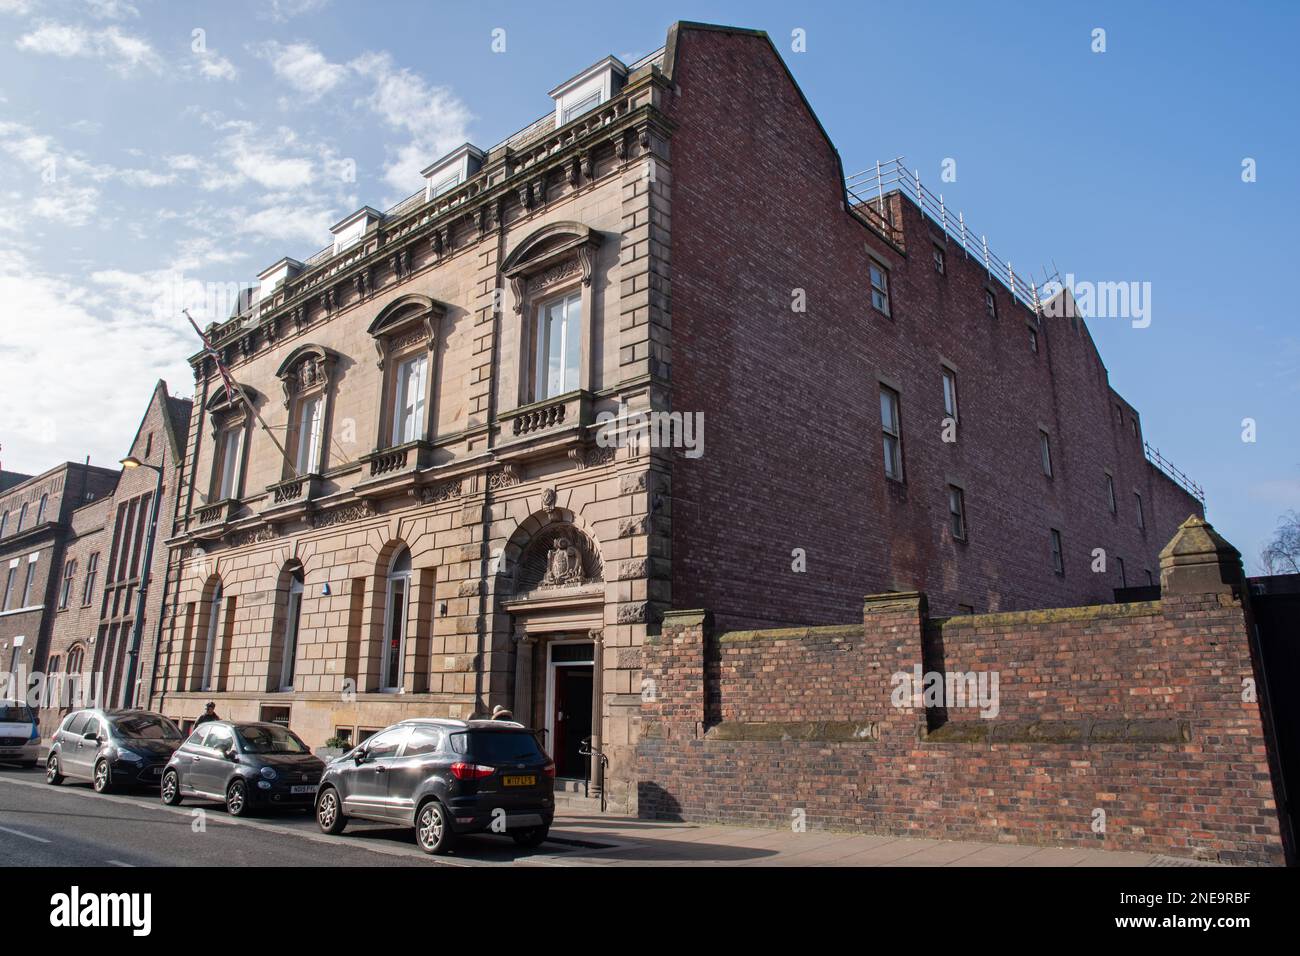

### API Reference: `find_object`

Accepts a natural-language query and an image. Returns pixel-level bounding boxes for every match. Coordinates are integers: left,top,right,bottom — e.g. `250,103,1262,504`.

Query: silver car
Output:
0,700,41,767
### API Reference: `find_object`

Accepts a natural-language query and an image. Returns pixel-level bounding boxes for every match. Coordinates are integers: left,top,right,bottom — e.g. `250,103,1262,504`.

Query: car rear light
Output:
450,761,495,780
543,762,556,777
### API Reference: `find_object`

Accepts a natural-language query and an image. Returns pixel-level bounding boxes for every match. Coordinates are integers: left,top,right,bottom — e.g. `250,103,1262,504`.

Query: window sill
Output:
0,604,44,618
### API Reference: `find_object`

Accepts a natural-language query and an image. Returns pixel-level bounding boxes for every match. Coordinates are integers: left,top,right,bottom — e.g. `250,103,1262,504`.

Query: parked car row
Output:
31,708,556,855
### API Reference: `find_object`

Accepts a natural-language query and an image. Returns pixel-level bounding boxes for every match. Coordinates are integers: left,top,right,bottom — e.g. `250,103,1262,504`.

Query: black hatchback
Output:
315,719,555,854
161,720,324,816
46,709,183,792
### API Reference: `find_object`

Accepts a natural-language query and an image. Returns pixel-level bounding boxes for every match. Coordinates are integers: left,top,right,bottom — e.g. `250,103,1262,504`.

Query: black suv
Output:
161,720,324,816
315,719,555,854
46,709,183,792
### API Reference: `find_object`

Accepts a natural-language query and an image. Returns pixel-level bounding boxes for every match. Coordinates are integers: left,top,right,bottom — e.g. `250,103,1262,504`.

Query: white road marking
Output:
0,773,502,866
0,824,51,844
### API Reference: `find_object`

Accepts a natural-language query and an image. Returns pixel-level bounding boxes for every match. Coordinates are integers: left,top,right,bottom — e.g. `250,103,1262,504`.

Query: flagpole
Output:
184,309,298,478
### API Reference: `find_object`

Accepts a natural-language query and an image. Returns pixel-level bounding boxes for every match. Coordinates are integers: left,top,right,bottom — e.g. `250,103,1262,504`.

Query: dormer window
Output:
549,56,627,128
257,257,304,301
421,144,484,202
563,91,601,124
275,344,337,478
329,207,382,255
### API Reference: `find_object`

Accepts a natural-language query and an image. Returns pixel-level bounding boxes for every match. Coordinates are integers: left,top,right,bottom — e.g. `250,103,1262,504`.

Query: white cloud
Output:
0,247,196,470
257,40,348,99
30,186,99,226
261,0,331,23
197,51,238,81
17,23,90,57
233,149,313,191
99,25,161,72
84,0,140,18
239,204,336,245
0,0,35,16
351,51,471,193
15,21,162,74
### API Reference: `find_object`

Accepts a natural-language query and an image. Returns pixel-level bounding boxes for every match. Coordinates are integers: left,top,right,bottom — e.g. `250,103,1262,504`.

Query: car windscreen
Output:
0,702,34,723
450,731,545,762
110,713,182,740
235,724,309,754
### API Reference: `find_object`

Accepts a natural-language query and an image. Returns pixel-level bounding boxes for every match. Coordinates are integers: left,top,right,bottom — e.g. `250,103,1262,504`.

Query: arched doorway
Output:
499,513,606,786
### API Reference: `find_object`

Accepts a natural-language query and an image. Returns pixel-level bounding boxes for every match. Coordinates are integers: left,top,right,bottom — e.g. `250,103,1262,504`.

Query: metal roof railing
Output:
1144,442,1207,511
846,157,1056,314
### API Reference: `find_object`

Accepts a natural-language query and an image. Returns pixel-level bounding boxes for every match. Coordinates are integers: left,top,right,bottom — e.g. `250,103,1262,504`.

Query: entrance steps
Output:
553,777,604,813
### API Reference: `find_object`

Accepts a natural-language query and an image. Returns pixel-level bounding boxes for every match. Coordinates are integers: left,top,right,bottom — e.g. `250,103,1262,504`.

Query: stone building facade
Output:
40,382,191,732
1,461,119,714
151,23,1202,812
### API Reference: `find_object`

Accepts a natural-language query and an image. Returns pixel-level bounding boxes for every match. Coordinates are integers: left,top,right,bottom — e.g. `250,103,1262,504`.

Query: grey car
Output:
315,718,555,854
161,720,324,816
46,709,183,792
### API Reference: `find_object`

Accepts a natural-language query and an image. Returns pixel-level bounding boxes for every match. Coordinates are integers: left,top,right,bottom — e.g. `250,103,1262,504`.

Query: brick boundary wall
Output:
637,517,1288,865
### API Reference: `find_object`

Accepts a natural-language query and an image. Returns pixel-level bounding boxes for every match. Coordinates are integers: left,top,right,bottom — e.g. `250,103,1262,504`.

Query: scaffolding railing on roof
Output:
845,157,1056,314
1144,442,1207,511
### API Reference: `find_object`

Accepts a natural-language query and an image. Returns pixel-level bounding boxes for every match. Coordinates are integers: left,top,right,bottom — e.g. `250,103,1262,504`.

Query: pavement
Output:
0,763,1207,867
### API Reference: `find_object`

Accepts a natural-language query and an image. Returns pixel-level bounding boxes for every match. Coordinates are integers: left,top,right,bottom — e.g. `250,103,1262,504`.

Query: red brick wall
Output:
664,26,1200,629
639,586,1286,865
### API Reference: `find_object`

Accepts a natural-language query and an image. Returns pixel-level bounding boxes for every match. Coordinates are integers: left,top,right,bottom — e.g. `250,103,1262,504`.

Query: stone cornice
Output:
191,82,675,377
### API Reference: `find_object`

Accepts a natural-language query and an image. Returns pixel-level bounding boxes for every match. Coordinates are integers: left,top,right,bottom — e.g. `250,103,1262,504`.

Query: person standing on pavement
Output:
194,701,220,727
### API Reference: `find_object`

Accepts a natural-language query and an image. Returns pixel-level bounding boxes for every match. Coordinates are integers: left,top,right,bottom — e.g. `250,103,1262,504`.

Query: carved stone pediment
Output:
274,344,337,408
501,221,603,314
513,523,602,594
367,293,446,368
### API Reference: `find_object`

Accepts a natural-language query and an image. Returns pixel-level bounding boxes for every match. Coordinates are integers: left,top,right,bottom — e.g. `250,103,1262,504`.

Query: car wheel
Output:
160,769,183,806
415,800,455,855
45,753,63,785
511,825,549,849
316,787,347,835
92,759,113,794
226,778,251,817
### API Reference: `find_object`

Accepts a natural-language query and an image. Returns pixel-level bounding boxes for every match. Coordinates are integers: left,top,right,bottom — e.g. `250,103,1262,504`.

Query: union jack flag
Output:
184,309,240,406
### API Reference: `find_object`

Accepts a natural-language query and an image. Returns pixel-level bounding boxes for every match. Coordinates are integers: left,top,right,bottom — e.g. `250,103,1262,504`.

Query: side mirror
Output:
353,748,368,765
83,731,99,742
224,747,239,761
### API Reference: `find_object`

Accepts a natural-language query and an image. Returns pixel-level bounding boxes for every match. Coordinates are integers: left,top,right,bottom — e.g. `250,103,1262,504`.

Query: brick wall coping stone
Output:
717,624,860,643
923,718,1192,745
934,600,1162,630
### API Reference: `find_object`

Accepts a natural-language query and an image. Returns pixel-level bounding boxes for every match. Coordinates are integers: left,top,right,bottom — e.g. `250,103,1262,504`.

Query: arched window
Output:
501,222,602,403
367,296,444,452
201,580,224,692
36,494,48,524
274,345,336,478
66,644,85,675
381,548,411,692
1,511,9,538
278,570,304,692
206,387,255,503
59,559,76,609
16,502,28,533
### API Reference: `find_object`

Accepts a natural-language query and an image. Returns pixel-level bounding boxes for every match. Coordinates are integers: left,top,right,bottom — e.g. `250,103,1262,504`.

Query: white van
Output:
0,700,41,767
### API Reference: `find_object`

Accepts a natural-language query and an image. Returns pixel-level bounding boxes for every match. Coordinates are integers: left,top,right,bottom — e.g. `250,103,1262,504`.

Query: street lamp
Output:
120,454,164,709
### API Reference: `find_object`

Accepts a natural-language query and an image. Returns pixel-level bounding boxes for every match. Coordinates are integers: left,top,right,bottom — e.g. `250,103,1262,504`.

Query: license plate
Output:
290,785,317,795
503,774,536,787
151,767,163,776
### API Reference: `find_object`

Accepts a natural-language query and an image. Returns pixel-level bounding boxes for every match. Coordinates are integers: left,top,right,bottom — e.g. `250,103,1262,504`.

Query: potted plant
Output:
315,734,351,760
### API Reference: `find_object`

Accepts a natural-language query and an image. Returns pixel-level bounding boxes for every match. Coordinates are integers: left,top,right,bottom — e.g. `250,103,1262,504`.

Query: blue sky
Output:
0,0,1296,568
